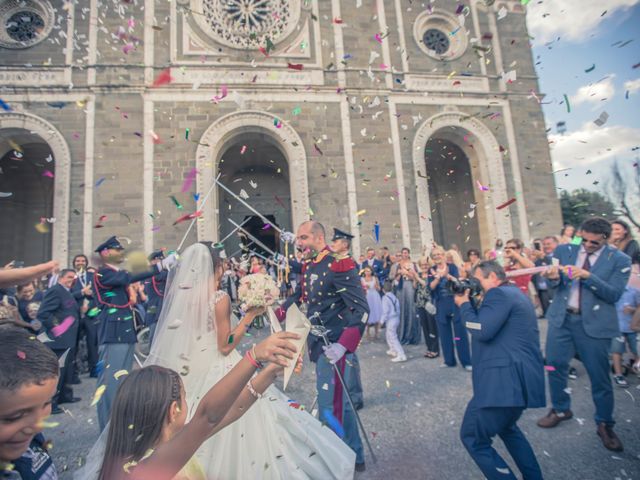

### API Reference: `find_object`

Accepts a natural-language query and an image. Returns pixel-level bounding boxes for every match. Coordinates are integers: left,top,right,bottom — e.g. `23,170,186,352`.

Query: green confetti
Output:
521,0,531,4
227,334,234,344
571,236,583,245
108,308,118,314
563,94,571,113
170,195,183,210
104,291,116,298
185,128,190,140
292,107,301,115
87,307,101,317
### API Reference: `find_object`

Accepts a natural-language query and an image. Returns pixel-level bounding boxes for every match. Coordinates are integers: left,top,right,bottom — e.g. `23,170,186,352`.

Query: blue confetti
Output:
321,408,345,438
0,99,12,111
95,177,106,187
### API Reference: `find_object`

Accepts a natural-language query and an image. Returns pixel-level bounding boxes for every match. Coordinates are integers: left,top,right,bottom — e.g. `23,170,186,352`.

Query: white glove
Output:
160,253,178,271
322,343,347,364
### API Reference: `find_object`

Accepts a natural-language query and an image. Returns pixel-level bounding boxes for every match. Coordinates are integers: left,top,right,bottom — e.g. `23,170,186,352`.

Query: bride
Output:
147,242,356,479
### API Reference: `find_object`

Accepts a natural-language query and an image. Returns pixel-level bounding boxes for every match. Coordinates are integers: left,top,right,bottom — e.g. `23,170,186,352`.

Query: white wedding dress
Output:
182,290,356,479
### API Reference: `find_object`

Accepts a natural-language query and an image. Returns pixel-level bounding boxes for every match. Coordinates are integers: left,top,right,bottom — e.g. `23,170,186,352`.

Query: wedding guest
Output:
143,250,168,347
381,280,406,362
361,267,382,340
503,239,535,295
538,218,630,452
611,267,639,388
37,269,83,414
24,301,42,332
610,219,640,264
361,247,384,282
16,282,43,322
559,224,576,244
531,237,558,316
391,248,421,345
429,246,471,370
463,249,481,278
378,247,392,284
446,250,465,278
414,256,439,359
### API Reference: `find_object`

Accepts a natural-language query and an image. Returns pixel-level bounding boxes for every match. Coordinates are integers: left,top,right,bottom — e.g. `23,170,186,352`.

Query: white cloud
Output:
526,0,639,45
549,123,640,170
624,78,640,92
571,75,615,106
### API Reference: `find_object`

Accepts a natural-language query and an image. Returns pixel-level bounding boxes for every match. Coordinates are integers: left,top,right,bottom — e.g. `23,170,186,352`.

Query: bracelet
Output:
245,348,263,369
246,379,263,399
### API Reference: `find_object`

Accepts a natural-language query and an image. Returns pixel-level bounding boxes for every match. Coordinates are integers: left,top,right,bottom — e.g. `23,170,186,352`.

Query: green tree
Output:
559,189,617,228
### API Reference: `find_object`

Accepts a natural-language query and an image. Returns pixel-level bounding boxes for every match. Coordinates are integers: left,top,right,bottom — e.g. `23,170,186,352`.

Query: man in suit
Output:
537,217,631,452
93,236,174,431
37,269,85,414
361,247,384,282
455,260,545,480
70,254,98,379
286,221,369,472
531,236,558,316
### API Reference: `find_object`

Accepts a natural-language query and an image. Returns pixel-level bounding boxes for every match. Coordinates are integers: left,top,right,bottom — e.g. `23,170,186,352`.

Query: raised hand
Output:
253,331,300,367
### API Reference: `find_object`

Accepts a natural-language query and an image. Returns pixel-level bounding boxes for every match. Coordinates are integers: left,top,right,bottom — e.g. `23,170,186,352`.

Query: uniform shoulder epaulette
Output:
330,255,356,273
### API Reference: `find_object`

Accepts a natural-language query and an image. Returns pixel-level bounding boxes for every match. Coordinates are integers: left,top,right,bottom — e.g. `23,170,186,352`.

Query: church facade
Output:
0,0,561,265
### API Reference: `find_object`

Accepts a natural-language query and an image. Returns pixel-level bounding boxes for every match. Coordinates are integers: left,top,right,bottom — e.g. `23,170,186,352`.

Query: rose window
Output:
422,28,450,56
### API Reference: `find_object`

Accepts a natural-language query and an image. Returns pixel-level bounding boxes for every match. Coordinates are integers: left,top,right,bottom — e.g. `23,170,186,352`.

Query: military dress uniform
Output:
284,246,369,465
143,250,168,347
93,237,160,431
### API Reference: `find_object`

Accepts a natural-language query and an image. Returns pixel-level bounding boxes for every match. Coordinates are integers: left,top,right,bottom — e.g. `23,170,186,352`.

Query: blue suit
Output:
459,285,545,480
545,244,630,425
37,284,82,406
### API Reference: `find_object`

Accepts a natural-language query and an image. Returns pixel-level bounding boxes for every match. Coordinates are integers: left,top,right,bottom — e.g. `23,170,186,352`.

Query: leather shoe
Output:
58,397,81,405
355,462,366,473
51,405,63,415
597,423,623,452
537,409,573,428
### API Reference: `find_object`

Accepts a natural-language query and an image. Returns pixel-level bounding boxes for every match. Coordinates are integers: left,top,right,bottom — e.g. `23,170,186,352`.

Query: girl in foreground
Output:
97,331,299,480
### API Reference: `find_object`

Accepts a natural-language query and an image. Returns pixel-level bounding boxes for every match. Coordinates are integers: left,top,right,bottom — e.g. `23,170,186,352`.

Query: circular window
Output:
422,28,450,56
0,0,54,49
414,10,468,61
190,0,301,50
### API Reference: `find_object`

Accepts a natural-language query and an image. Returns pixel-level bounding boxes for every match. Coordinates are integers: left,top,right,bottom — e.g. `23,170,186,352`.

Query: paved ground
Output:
49,319,640,479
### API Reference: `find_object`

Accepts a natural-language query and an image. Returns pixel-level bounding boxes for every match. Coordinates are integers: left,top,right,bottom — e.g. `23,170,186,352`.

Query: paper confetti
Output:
496,198,517,210
91,385,106,406
181,168,198,193
152,68,172,87
0,99,12,111
563,94,571,113
16,350,26,360
51,316,75,337
114,370,129,380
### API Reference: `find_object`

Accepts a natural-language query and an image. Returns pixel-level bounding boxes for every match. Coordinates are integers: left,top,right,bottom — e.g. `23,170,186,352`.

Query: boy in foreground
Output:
0,326,60,479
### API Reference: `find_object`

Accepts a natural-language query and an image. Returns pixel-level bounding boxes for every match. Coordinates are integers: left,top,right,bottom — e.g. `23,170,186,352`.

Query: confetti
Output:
584,64,596,73
91,385,106,406
544,365,556,372
152,68,172,87
181,168,198,193
476,180,489,191
42,170,54,178
38,420,59,428
51,316,75,337
287,63,304,70
496,198,516,210
0,99,12,111
16,350,26,360
170,195,183,210
95,177,106,187
563,94,571,113
0,192,13,198
185,128,190,140
114,370,128,380
35,223,50,234
593,111,609,127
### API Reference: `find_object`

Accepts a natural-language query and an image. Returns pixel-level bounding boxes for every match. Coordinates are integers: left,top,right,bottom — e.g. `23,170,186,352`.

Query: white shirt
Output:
567,245,604,309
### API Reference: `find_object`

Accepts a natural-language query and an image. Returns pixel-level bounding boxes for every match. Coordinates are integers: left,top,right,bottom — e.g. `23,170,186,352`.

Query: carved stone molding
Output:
412,111,512,248
0,111,71,263
195,110,310,241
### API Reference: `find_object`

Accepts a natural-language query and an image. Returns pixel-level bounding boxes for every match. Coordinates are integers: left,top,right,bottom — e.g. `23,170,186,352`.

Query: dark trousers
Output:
52,348,74,406
417,307,439,354
344,352,363,408
546,313,614,425
536,289,552,316
461,401,543,480
83,317,99,372
435,296,471,367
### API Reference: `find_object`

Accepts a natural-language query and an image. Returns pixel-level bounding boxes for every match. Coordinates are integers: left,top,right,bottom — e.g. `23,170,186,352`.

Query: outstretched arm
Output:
214,294,262,356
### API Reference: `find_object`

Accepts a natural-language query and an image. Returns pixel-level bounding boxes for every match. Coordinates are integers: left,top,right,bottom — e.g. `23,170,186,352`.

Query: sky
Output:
525,0,640,200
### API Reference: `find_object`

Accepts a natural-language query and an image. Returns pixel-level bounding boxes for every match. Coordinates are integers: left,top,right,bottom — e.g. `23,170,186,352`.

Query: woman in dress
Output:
559,224,575,244
428,246,471,369
361,266,383,340
390,247,421,345
148,243,356,480
412,257,439,359
610,219,640,264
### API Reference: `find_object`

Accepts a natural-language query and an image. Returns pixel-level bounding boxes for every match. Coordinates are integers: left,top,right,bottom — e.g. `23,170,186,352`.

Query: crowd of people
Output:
0,216,639,479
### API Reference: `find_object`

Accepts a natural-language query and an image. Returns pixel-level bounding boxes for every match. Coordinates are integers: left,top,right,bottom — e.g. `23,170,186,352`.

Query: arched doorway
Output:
217,132,291,256
196,111,310,246
0,128,54,265
425,136,481,250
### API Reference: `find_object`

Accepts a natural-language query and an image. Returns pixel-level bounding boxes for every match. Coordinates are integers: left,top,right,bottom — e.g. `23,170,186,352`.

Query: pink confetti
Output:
181,168,198,193
128,18,135,29
16,350,26,360
544,365,556,372
454,337,461,341
42,170,54,178
374,33,383,43
122,43,135,54
240,145,247,154
51,316,75,337
212,85,228,104
476,180,489,191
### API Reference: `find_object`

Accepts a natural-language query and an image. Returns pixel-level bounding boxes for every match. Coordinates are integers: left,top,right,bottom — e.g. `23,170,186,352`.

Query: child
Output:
361,267,383,340
612,269,640,387
381,280,406,362
0,326,60,479
93,331,299,480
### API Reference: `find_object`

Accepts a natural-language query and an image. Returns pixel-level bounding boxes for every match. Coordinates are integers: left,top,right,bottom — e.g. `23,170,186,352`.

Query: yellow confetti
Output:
385,380,391,388
38,420,59,428
447,70,457,79
128,424,134,430
8,139,22,153
123,460,138,473
91,385,106,406
356,210,367,216
114,369,128,380
35,223,49,234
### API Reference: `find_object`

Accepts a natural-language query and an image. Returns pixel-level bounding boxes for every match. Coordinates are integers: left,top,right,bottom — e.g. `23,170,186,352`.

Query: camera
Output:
447,277,483,296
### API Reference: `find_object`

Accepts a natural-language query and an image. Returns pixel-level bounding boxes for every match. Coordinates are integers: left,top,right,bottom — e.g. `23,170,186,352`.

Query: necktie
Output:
577,254,592,308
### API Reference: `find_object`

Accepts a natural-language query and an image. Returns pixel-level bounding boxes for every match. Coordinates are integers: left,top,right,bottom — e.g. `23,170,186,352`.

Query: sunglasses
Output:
582,239,603,246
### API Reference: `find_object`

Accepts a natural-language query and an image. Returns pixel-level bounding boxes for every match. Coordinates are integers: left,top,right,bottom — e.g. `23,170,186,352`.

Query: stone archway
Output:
412,111,512,251
0,112,71,264
196,110,310,242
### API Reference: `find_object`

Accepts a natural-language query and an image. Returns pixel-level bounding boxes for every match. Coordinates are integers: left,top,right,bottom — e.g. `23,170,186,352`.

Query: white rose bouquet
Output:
238,273,280,310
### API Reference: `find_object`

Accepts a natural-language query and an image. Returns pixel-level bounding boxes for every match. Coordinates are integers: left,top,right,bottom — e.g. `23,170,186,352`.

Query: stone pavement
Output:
50,320,640,479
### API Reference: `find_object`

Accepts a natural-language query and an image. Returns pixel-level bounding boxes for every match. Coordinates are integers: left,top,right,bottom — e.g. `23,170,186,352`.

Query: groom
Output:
288,221,369,471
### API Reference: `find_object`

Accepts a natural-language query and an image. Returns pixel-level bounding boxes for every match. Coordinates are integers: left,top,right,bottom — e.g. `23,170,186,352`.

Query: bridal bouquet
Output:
238,273,280,310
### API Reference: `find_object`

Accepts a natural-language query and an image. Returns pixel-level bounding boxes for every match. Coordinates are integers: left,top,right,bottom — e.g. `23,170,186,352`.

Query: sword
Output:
219,217,252,245
309,313,377,463
216,178,284,235
229,218,278,257
176,172,221,253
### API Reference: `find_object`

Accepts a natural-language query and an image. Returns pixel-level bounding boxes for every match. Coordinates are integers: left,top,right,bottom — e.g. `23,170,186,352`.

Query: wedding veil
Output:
76,243,215,479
